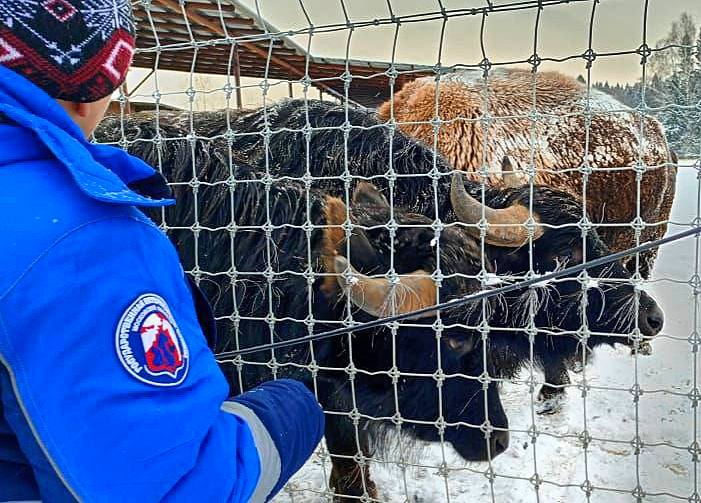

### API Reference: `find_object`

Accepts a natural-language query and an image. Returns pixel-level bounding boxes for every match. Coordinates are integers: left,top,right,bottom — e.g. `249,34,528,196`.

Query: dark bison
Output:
377,68,677,279
95,118,509,501
132,99,665,413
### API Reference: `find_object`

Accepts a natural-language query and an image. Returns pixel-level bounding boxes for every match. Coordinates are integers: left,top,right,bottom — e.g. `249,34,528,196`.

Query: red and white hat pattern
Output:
0,0,136,102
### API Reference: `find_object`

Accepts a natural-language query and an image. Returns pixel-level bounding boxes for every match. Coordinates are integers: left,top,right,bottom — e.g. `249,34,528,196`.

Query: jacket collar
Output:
0,65,174,208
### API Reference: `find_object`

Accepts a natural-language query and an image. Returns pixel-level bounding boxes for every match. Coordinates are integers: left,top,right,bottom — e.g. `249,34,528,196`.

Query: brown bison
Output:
378,68,677,278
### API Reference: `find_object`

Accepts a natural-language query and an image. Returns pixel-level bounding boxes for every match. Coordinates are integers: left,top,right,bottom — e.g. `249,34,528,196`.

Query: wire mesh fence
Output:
95,0,700,500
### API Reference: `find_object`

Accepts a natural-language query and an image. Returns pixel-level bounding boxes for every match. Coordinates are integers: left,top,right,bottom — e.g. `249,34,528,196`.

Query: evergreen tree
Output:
647,13,700,153
593,14,700,154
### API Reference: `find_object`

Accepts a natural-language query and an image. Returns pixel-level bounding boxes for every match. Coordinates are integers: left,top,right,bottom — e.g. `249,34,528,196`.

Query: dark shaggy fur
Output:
95,117,509,500
102,101,664,410
97,102,665,414
220,100,663,401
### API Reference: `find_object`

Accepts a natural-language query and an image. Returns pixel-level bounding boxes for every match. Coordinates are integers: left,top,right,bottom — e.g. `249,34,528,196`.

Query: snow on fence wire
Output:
99,0,700,500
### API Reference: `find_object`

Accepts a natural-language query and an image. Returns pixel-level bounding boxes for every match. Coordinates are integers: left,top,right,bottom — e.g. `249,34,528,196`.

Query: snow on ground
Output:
275,161,700,503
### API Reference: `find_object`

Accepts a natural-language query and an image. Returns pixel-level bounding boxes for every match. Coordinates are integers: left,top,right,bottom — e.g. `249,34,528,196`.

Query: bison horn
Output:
450,172,543,247
333,255,437,319
501,156,523,188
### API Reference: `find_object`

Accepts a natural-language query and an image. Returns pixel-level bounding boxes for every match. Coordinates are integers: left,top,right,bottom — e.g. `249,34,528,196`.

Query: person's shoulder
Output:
0,158,159,294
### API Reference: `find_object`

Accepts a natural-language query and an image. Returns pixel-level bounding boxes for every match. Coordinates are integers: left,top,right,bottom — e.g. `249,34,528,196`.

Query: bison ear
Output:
322,195,382,271
352,181,390,209
445,334,479,356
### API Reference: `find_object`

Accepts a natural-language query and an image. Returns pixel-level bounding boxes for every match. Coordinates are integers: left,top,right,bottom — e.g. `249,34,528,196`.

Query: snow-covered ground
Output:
276,161,700,503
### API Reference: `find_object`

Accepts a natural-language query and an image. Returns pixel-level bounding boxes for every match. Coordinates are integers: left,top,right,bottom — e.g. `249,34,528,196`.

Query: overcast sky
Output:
241,0,701,83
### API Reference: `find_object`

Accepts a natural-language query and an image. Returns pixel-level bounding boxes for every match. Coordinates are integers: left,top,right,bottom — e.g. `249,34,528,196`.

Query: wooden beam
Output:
133,51,419,85
134,39,299,59
233,45,242,109
135,20,212,37
121,81,132,115
135,34,294,56
137,12,269,37
178,1,255,20
139,52,294,75
132,57,292,82
152,0,337,96
134,2,256,24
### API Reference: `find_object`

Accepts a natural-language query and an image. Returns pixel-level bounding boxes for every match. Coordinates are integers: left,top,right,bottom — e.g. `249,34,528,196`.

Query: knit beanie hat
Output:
0,0,136,102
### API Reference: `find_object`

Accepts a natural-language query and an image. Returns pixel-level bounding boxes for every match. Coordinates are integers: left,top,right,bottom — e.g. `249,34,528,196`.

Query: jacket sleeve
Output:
0,214,324,502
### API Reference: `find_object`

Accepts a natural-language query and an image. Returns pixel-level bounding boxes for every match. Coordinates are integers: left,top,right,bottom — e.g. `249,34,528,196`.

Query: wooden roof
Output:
131,0,432,107
107,100,182,115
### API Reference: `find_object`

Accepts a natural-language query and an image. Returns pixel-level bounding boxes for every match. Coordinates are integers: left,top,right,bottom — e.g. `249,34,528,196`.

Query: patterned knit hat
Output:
0,0,136,102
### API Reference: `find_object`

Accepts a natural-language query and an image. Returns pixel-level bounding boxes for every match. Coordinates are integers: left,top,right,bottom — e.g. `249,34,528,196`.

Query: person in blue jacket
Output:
0,1,324,501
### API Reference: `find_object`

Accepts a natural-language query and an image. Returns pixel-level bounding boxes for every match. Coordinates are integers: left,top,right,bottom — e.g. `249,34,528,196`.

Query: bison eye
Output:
568,245,584,263
445,335,478,356
549,245,584,269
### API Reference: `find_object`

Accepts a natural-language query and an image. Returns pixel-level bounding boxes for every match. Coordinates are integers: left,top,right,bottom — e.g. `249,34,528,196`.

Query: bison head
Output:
449,170,664,345
321,183,509,460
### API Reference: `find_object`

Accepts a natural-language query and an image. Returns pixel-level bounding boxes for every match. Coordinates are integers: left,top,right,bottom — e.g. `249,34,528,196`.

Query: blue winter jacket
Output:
0,66,324,502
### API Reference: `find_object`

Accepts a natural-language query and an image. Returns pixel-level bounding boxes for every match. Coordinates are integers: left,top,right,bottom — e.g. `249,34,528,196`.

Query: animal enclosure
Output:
100,0,700,501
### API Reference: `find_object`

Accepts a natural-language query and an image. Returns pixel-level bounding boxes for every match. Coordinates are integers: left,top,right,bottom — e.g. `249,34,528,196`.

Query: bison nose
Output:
490,430,510,456
638,297,664,337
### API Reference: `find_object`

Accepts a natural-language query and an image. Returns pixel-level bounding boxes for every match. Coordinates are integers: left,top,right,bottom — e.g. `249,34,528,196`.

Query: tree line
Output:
593,12,701,156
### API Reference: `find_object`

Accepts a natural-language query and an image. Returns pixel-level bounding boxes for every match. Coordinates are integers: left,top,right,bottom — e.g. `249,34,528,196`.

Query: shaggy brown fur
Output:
320,196,347,296
378,68,677,277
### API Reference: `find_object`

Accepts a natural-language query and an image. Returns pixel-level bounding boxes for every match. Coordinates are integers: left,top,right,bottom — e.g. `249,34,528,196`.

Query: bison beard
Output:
94,116,509,500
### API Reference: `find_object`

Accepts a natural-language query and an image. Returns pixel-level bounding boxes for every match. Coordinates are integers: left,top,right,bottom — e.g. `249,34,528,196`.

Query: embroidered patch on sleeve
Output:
115,294,190,387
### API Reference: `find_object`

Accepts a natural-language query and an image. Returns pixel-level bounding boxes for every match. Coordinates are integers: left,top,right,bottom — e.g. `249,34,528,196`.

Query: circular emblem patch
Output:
116,294,189,386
